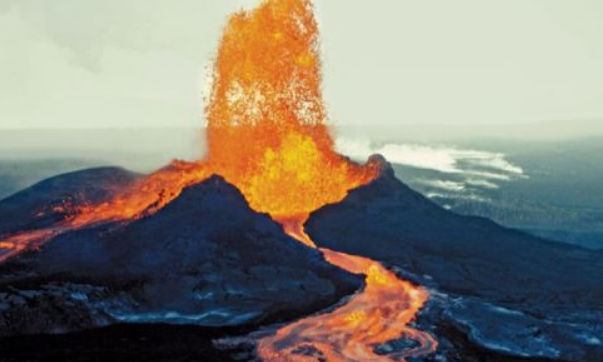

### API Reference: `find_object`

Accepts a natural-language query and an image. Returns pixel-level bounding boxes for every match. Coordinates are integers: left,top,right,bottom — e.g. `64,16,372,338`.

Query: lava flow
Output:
0,0,437,360
258,248,437,362
0,161,211,263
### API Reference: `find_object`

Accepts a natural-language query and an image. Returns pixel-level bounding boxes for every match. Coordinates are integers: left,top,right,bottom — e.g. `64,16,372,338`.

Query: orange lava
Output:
0,161,210,263
0,0,438,360
208,1,437,360
205,0,377,224
258,247,438,362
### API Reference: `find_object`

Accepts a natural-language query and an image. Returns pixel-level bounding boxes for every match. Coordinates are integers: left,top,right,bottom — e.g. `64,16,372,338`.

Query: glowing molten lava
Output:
0,0,437,360
0,161,211,263
258,249,437,362
205,0,376,228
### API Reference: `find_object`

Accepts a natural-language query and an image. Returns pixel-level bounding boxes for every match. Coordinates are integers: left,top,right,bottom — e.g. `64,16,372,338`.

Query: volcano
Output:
2,160,602,361
1,0,602,361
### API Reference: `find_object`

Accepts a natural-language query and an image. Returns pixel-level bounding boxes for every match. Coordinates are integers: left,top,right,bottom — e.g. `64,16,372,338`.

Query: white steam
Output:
336,137,526,193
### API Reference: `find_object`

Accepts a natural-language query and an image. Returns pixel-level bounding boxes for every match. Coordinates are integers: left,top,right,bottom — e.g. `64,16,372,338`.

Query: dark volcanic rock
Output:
306,155,603,361
0,167,140,234
0,324,243,362
307,156,603,310
0,175,361,336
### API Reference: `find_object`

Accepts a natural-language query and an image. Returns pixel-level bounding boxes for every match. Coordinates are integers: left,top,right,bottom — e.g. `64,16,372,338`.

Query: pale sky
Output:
1,0,602,129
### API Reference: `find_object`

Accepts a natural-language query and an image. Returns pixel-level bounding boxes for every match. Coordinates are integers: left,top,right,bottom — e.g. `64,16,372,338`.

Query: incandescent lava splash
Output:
0,0,437,360
204,0,377,228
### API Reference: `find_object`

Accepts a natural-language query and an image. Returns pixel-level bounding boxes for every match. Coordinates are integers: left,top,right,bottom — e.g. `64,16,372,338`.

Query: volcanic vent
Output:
0,0,437,361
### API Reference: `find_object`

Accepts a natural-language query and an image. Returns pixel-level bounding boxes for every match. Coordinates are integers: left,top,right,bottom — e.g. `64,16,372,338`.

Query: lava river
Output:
0,0,437,360
258,227,438,362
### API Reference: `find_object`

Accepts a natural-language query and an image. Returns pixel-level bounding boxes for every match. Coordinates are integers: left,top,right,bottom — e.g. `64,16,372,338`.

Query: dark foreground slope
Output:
0,324,243,362
0,175,360,337
306,156,603,361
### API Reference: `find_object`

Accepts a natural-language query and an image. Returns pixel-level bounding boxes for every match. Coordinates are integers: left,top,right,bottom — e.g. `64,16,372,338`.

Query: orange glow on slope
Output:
68,161,209,228
0,161,210,263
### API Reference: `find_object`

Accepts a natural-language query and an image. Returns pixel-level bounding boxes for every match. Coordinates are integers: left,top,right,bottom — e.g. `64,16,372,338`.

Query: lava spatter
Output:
205,0,377,227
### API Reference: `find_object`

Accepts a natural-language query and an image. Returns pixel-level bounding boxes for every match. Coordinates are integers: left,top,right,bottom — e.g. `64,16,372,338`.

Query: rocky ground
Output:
0,323,245,362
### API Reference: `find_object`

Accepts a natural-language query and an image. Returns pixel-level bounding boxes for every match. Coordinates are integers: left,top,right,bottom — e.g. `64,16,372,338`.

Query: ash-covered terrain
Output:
0,159,602,361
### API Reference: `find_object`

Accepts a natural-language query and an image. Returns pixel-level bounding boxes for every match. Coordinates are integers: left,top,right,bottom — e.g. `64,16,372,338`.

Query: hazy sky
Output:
1,0,602,129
